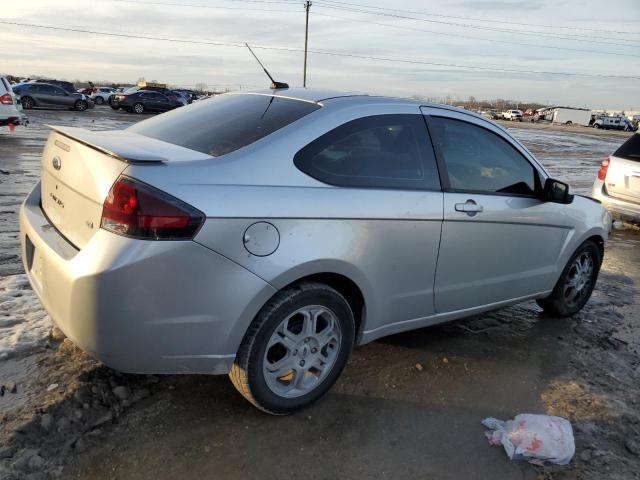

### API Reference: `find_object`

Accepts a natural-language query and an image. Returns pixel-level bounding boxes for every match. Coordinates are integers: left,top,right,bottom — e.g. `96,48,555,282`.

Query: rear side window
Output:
294,114,440,190
129,94,320,157
429,117,538,195
614,134,640,161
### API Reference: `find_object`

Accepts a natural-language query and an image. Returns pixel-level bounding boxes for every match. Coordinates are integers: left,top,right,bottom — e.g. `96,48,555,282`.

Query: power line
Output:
110,0,301,12
314,0,640,36
313,12,640,59
313,3,640,47
1,19,639,80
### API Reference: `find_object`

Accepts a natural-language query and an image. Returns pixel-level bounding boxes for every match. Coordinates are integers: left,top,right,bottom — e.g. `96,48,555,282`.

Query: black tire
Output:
132,102,145,114
21,96,34,109
593,124,600,129
536,240,601,317
95,96,104,105
74,100,88,111
229,282,355,415
110,105,120,110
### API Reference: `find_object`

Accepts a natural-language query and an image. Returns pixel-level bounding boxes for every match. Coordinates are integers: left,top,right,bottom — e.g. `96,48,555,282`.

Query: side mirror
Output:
542,178,574,204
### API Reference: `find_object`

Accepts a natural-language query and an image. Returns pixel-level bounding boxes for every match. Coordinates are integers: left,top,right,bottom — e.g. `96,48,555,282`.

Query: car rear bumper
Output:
592,179,640,222
20,183,276,374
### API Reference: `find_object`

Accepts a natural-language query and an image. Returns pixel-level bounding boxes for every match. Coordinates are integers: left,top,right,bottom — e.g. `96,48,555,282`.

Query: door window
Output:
294,114,440,190
36,85,55,94
429,117,537,195
52,87,67,96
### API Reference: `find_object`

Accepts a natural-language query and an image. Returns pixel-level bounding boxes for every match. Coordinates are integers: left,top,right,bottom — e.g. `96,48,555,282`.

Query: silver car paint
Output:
21,89,611,374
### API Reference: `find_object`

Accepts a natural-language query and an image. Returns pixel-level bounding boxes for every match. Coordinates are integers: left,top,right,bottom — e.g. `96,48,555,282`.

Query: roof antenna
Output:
245,43,289,90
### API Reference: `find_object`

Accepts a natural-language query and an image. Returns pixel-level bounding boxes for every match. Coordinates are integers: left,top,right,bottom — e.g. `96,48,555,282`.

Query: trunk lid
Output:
40,126,212,248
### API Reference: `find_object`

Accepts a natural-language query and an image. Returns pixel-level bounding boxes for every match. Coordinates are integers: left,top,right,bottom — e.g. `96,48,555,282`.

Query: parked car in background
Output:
91,87,116,105
20,89,610,415
502,109,523,121
0,76,27,127
593,116,637,131
110,90,182,113
12,83,94,111
592,133,640,222
33,79,76,93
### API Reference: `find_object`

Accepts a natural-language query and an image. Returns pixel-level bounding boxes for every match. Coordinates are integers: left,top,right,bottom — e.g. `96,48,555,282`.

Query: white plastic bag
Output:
482,414,575,465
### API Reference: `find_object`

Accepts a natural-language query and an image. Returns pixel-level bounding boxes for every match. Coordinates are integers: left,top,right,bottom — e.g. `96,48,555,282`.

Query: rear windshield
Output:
614,134,640,161
128,94,321,156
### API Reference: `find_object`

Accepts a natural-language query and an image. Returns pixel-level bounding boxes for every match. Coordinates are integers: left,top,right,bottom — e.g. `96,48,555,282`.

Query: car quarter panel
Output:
21,184,276,374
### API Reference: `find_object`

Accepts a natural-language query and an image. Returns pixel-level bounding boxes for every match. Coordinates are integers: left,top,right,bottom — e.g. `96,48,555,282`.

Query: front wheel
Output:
229,282,355,415
593,124,600,129
95,96,104,105
536,241,601,317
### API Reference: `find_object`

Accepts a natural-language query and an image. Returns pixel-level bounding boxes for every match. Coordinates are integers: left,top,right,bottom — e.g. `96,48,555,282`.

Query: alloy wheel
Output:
263,305,342,398
563,252,594,308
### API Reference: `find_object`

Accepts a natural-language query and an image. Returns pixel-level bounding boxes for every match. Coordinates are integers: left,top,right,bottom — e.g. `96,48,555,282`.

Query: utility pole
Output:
303,0,312,87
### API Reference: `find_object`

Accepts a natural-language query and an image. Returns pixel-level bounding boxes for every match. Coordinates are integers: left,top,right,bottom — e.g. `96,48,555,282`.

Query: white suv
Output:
592,133,640,222
0,76,27,128
91,87,115,105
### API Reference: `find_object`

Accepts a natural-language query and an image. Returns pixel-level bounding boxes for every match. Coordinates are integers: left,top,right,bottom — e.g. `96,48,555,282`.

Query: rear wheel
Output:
21,96,34,109
229,282,355,415
593,124,600,129
74,100,88,111
536,241,601,317
133,102,145,114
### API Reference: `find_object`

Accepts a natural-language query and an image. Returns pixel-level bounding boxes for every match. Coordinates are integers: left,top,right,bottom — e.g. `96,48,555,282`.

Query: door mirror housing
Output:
542,178,574,204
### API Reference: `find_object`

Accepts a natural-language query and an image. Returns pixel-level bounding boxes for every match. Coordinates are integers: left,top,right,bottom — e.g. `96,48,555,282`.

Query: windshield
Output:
128,93,321,157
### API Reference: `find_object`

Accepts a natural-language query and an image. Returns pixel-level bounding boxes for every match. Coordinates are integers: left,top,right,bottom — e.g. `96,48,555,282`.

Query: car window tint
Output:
38,85,55,94
429,117,536,195
294,114,440,190
614,133,640,161
53,87,66,95
129,94,321,156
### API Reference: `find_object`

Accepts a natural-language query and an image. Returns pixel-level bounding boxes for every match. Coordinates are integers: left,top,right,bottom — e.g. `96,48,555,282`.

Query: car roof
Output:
229,88,486,120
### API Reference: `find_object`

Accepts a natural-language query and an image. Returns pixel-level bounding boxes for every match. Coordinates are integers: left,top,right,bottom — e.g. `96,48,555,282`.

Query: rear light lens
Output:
597,157,610,181
0,93,13,105
101,176,204,240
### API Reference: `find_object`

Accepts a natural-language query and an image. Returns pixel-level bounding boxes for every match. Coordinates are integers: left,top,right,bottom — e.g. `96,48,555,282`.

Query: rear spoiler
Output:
47,125,214,165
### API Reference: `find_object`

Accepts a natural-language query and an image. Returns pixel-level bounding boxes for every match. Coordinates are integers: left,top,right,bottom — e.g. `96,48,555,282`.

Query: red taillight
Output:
597,156,610,181
0,93,13,105
101,176,204,240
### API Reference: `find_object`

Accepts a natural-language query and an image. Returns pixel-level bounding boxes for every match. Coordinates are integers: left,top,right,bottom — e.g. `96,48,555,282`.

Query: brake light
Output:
0,93,13,105
597,157,610,181
101,176,204,240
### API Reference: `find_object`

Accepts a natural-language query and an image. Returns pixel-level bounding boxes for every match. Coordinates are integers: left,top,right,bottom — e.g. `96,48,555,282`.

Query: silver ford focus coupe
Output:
20,89,610,414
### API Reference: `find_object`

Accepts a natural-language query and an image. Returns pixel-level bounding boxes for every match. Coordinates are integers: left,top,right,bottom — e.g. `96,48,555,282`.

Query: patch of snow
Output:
0,274,51,359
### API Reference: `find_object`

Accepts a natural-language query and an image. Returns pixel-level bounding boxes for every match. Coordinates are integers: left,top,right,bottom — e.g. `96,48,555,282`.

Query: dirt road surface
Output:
1,107,638,480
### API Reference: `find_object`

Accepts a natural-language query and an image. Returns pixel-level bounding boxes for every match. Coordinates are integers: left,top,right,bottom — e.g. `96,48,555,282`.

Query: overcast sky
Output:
2,0,639,109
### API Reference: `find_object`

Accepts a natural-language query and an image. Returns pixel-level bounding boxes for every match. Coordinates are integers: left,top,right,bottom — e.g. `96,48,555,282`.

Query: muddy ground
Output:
0,107,639,480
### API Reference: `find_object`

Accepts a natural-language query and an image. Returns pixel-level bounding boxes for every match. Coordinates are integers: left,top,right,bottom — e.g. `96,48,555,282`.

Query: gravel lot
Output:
0,107,638,480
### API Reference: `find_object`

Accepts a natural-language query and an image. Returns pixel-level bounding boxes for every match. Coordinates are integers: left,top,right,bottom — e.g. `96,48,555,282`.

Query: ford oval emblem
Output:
52,156,62,170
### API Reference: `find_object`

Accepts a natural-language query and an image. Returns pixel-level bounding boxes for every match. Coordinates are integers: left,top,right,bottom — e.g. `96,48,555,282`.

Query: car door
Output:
293,112,444,334
141,92,161,111
50,86,72,107
31,84,54,106
422,107,573,313
155,93,173,111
